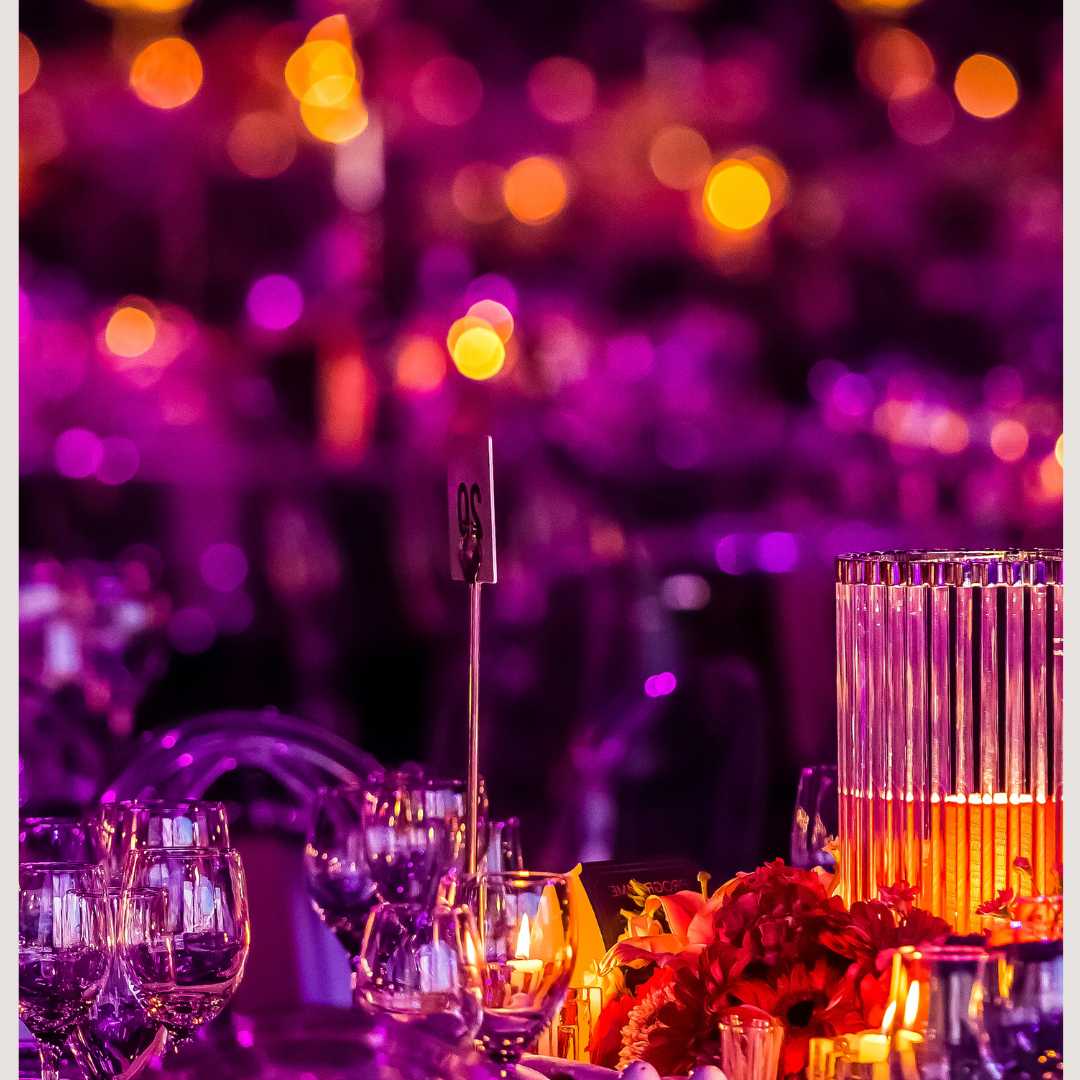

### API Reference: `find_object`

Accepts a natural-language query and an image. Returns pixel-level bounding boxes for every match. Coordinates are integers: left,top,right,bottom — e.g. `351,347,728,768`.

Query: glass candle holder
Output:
717,1008,784,1080
835,550,1063,931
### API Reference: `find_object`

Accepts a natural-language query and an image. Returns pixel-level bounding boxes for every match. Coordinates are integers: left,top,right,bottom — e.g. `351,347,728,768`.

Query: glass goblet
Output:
355,901,485,1046
120,848,251,1051
71,887,169,1078
20,816,104,865
790,764,838,872
19,863,111,1080
423,775,488,867
114,800,231,879
305,782,380,958
975,940,1063,1078
464,871,577,1076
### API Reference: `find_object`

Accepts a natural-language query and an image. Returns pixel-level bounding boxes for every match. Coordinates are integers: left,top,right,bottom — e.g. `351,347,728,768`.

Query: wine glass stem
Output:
37,1039,62,1080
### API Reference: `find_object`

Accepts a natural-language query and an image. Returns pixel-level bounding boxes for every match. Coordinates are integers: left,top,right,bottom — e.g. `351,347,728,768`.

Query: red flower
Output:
589,990,638,1068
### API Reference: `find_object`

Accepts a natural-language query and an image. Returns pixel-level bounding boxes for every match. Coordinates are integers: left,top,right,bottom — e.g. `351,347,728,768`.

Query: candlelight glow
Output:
130,38,203,111
903,980,920,1028
954,54,1019,119
880,999,897,1034
515,914,531,959
703,159,772,230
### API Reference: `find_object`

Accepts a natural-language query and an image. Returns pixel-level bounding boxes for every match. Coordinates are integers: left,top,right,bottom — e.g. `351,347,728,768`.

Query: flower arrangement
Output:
588,860,951,1078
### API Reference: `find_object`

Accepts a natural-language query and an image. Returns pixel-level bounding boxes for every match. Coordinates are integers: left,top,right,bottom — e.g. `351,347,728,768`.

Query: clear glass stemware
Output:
790,764,838,872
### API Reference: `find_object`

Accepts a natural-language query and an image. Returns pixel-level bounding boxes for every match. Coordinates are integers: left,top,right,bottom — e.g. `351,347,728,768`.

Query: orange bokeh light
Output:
20,34,39,96
301,84,368,144
307,14,353,49
990,419,1029,463
703,159,771,230
319,352,373,463
395,336,447,393
836,0,923,13
1039,453,1063,499
648,125,711,191
1055,433,1063,466
446,315,494,354
451,163,507,225
503,155,569,225
227,110,297,179
105,304,157,359
285,39,356,108
466,300,514,343
130,38,203,111
929,411,970,455
527,57,596,124
954,54,1019,119
452,325,506,381
860,27,935,101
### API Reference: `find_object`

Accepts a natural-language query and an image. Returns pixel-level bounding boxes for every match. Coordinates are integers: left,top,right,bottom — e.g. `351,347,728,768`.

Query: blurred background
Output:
19,0,1062,883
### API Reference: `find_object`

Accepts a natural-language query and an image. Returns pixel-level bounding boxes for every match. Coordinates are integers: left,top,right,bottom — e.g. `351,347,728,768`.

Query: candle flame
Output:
880,1000,897,1034
515,914,531,959
902,981,920,1029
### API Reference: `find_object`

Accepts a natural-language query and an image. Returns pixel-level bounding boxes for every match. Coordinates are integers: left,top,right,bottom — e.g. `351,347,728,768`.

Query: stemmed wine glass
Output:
20,816,105,864
974,940,1063,1077
355,901,485,1046
19,863,111,1080
790,764,838,871
463,871,577,1077
107,800,231,884
120,848,251,1051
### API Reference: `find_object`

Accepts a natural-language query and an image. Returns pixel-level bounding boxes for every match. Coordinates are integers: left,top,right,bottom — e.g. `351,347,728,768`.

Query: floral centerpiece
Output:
588,860,951,1078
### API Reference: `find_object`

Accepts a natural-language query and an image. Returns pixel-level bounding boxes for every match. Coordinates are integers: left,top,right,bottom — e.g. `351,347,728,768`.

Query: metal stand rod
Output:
465,580,482,875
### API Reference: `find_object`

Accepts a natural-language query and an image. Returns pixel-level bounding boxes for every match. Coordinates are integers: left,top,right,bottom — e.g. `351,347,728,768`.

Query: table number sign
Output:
448,435,497,873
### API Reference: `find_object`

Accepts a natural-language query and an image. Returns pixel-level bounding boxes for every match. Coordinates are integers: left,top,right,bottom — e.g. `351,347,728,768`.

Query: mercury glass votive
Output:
835,551,1063,931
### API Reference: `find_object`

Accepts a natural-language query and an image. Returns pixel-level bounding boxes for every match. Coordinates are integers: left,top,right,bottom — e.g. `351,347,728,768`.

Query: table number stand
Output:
448,436,497,874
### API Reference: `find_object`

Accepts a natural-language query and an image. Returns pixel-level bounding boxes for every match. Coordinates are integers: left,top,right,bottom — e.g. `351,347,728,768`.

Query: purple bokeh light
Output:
96,437,140,486
757,531,799,573
200,543,249,593
644,671,677,698
246,274,303,331
54,428,103,479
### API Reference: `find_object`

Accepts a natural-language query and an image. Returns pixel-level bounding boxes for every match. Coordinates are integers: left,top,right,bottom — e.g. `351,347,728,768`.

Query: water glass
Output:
120,848,251,1049
355,901,484,1045
717,1008,784,1080
19,863,111,1080
790,764,838,872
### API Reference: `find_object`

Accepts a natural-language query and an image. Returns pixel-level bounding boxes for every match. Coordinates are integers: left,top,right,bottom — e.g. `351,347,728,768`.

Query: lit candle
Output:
507,914,543,1004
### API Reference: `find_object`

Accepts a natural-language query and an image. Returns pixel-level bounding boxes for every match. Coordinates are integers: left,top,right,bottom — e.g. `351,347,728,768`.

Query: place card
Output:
447,434,497,583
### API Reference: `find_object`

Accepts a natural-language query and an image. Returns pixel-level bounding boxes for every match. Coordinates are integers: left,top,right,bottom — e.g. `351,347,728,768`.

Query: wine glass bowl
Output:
464,871,576,1072
305,783,379,956
120,847,251,1048
19,863,111,1080
355,901,485,1046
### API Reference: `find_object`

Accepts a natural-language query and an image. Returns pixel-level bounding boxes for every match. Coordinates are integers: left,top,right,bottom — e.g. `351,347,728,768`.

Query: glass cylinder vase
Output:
835,550,1063,932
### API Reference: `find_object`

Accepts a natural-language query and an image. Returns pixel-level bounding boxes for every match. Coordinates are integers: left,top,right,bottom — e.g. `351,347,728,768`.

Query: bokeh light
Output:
227,111,297,179
285,40,357,108
168,607,216,655
130,38,203,111
527,57,596,124
105,304,157,358
990,419,1029,462
836,0,923,12
411,56,483,127
466,299,514,343
648,125,711,191
19,34,39,96
928,411,970,455
756,531,799,573
395,336,447,393
301,85,369,144
319,353,373,462
644,671,677,697
452,163,507,224
702,159,772,230
96,437,140,486
888,85,954,145
1039,453,1063,499
503,155,569,225
246,274,303,331
954,54,1019,119
200,543,249,592
306,13,353,49
860,27,935,101
451,325,506,381
447,315,493,353
1055,433,1063,466
54,428,103,479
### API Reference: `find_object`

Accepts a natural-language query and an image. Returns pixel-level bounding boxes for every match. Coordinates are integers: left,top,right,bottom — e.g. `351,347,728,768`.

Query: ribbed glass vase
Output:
835,550,1063,932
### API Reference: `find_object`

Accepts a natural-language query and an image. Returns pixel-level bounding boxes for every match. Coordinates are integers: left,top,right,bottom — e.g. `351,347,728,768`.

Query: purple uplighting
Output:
246,274,303,331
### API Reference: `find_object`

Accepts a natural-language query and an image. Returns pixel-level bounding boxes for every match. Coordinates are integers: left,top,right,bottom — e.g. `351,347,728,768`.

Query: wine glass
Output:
355,901,485,1046
463,871,577,1076
19,863,111,1080
790,764,838,871
364,779,455,909
422,776,489,865
20,816,104,864
974,940,1063,1078
484,818,525,874
120,848,251,1050
71,887,169,1078
305,782,380,957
